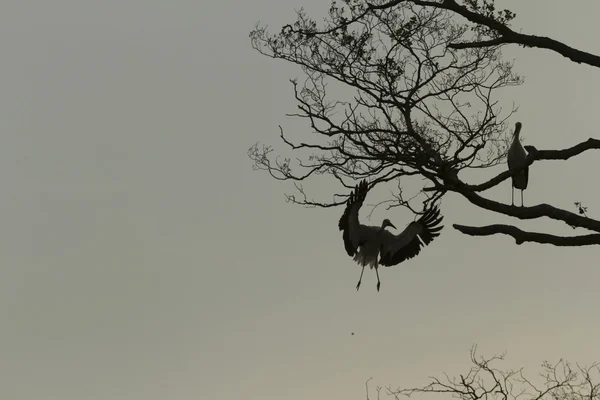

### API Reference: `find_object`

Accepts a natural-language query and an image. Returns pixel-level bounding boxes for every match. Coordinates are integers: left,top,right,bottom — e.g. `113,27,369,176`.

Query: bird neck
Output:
513,125,522,142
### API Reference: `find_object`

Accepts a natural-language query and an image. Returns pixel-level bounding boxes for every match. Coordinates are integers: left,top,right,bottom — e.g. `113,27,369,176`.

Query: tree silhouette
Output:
248,0,600,246
368,347,600,400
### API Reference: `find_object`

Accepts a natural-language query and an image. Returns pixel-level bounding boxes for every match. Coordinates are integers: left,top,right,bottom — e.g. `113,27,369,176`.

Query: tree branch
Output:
368,0,600,68
453,224,600,246
462,138,600,192
528,138,600,160
448,37,508,49
252,0,600,248
452,187,600,233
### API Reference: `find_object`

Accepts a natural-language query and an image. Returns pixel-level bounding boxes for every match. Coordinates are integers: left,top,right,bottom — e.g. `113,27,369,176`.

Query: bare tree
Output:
372,347,600,400
248,0,600,246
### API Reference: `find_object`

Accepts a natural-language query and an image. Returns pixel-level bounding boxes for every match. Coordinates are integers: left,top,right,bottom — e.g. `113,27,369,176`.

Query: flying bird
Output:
338,180,444,292
507,122,528,207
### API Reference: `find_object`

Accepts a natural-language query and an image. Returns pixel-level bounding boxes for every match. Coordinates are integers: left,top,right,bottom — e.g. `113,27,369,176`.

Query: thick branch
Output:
369,0,600,68
462,150,537,192
453,224,600,246
448,38,507,49
530,138,600,160
463,138,600,192
451,185,600,233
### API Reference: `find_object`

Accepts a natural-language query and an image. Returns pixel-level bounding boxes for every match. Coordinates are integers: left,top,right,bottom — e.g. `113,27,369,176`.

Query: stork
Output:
338,180,444,292
507,122,528,207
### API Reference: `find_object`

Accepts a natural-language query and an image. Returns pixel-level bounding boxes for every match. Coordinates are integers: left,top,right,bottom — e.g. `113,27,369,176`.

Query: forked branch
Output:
461,138,600,192
452,188,600,233
367,0,600,68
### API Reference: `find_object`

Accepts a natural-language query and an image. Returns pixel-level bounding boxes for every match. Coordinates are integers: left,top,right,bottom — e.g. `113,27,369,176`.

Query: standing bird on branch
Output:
507,122,529,207
338,180,444,292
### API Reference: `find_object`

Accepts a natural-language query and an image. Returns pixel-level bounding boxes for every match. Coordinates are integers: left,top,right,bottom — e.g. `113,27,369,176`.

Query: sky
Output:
0,1,599,399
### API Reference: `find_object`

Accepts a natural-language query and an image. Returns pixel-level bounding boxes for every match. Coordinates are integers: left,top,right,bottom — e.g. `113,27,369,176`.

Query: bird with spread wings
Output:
338,180,444,292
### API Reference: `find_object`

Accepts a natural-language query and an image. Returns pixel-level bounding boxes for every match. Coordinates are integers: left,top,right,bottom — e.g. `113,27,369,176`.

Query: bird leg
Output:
521,189,524,208
511,187,515,207
375,267,381,292
356,265,365,291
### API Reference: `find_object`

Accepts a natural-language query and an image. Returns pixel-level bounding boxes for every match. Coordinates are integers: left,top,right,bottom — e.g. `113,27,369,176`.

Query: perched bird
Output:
338,180,444,292
507,122,529,207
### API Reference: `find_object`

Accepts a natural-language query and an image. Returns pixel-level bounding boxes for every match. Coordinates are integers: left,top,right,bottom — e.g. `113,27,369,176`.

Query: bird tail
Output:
416,206,444,245
353,247,378,269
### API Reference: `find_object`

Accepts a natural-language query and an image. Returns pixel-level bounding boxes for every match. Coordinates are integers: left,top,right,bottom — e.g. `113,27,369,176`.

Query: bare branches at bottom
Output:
380,346,600,400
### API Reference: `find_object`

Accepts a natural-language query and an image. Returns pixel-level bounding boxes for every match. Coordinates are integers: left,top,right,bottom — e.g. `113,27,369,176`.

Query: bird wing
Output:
378,206,444,267
507,141,529,188
338,180,369,256
507,140,527,169
522,145,529,185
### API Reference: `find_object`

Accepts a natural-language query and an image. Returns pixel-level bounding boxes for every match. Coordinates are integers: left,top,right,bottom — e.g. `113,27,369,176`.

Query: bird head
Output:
514,122,522,137
381,219,396,230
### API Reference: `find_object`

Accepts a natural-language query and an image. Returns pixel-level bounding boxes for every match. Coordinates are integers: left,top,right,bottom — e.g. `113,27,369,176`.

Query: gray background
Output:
1,0,599,399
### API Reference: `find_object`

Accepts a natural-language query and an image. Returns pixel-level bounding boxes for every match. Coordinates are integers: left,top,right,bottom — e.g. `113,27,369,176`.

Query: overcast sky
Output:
1,1,599,399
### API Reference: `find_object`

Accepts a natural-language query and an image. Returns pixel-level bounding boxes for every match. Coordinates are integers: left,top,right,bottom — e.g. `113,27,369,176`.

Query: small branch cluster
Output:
381,347,600,400
250,0,520,215
368,0,600,68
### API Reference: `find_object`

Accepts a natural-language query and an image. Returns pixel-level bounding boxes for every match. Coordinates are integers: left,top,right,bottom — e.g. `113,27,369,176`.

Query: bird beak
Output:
389,223,397,230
